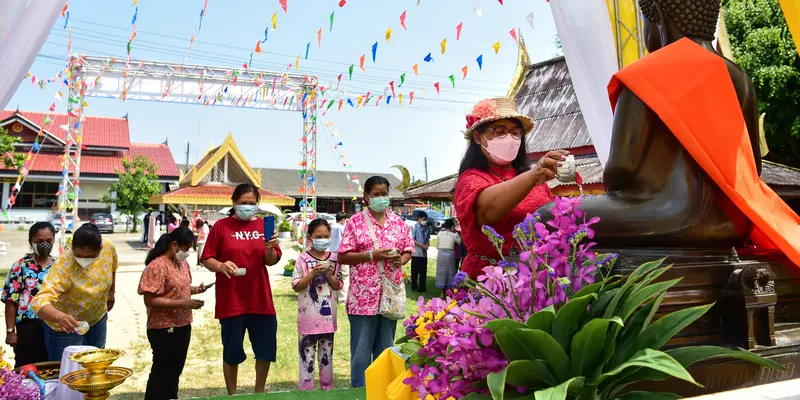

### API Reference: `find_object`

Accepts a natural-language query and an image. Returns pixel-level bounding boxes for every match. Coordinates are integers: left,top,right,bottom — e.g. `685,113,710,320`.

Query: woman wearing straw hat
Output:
454,97,567,279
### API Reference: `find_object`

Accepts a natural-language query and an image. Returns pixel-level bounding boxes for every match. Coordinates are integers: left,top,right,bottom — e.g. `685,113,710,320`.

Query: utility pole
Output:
185,142,190,166
424,157,428,181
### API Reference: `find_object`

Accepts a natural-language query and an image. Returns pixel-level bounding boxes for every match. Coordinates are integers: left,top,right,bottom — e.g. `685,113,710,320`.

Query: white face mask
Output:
175,250,190,261
75,257,97,269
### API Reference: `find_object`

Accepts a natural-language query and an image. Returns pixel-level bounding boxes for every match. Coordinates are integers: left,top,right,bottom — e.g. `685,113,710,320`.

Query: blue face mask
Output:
312,239,331,251
235,205,257,220
368,196,391,213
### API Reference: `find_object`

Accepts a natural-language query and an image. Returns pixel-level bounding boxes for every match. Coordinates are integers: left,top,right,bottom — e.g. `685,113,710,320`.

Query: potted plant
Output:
278,220,292,239
397,196,781,400
283,259,295,277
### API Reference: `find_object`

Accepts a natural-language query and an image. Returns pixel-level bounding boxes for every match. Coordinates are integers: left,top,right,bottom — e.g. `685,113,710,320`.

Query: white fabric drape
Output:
0,0,64,110
549,0,620,166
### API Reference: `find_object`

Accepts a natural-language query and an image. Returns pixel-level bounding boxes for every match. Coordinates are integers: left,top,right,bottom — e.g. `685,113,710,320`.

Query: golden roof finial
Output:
507,30,531,98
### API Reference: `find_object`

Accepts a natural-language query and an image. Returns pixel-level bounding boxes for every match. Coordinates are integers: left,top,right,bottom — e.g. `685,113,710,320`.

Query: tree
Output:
723,0,800,167
102,155,161,232
553,31,564,56
0,126,23,171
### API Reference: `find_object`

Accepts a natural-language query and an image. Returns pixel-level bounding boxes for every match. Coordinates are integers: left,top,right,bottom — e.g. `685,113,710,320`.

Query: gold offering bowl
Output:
61,349,132,400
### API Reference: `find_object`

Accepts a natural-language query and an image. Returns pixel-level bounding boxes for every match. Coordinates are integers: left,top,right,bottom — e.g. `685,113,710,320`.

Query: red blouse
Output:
454,167,554,278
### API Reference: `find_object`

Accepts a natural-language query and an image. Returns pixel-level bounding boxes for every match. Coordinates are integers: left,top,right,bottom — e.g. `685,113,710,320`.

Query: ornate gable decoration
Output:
178,133,262,188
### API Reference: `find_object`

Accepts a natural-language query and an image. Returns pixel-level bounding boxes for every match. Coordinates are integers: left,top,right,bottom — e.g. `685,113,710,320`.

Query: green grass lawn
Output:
112,259,441,399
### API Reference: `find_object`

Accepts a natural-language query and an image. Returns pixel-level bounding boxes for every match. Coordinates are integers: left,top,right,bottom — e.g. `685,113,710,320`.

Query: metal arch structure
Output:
59,56,318,248
608,0,647,69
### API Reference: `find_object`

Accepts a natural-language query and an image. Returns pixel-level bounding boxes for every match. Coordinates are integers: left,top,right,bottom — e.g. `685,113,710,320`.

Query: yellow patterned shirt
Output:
31,238,118,331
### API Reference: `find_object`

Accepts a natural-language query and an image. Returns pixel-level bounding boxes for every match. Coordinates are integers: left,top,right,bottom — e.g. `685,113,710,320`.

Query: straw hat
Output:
463,97,534,139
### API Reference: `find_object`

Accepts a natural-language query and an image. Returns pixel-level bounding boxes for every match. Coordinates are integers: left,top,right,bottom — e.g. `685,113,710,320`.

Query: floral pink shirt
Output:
339,210,414,316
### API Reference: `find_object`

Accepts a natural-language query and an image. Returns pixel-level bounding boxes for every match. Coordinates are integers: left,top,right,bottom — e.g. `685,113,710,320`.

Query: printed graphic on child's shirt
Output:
292,253,341,335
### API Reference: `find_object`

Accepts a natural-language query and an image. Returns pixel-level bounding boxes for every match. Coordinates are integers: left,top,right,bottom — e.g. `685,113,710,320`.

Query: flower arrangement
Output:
397,196,780,400
0,368,40,400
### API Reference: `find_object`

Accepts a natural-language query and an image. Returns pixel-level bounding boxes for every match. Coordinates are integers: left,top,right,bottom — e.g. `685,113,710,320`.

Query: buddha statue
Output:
541,0,763,248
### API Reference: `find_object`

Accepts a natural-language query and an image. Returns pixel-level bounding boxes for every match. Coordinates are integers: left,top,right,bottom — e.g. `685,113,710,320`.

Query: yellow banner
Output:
606,0,646,67
781,0,800,55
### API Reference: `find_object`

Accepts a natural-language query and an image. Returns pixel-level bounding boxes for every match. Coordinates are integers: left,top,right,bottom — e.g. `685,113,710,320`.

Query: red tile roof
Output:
2,147,179,179
1,110,130,149
0,110,179,179
130,143,180,178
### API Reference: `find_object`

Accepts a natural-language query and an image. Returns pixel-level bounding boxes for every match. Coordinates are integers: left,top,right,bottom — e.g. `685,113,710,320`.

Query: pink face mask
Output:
482,135,521,166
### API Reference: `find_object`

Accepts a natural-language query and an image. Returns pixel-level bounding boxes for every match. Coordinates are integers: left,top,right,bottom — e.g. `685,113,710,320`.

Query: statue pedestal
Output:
606,248,800,396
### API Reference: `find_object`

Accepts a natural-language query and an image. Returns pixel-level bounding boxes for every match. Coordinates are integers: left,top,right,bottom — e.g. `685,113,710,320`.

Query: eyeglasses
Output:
485,126,524,139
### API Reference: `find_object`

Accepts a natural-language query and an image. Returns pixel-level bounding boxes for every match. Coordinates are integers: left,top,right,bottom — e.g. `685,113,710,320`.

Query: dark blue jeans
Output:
43,314,108,361
348,314,397,388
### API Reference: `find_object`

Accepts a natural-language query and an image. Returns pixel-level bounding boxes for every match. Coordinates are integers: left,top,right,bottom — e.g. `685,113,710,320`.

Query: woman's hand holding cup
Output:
531,150,569,184
373,248,400,262
184,299,204,310
58,313,80,333
220,261,238,278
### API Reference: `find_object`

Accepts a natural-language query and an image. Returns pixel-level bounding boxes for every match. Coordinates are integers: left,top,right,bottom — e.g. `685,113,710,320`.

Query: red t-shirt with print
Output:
201,216,282,319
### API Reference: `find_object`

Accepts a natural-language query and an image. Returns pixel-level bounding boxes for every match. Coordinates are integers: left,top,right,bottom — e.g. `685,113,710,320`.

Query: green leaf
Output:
617,391,681,400
573,275,615,298
590,288,620,320
527,308,556,334
619,303,714,364
505,360,559,388
486,318,531,334
600,348,699,387
488,368,507,400
668,345,784,371
494,328,571,382
631,266,671,294
395,334,413,345
533,377,584,400
570,317,623,377
603,259,667,320
573,281,605,299
619,278,681,323
628,258,667,281
609,345,784,395
551,294,596,351
613,293,665,367
462,393,492,400
399,342,422,358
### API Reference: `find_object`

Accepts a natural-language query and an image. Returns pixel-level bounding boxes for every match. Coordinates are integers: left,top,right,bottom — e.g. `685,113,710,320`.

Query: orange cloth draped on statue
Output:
607,38,800,267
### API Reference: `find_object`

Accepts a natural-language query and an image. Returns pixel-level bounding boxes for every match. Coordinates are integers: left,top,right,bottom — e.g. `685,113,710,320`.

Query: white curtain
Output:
549,0,619,167
0,0,64,110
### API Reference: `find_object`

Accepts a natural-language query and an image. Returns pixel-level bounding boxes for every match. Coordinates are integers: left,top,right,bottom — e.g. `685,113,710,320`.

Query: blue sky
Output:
11,0,559,181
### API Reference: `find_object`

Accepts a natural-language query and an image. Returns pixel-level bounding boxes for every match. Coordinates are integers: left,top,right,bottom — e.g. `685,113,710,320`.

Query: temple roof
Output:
179,133,262,188
514,56,593,153
149,184,294,207
179,163,404,200
258,168,404,199
403,174,458,201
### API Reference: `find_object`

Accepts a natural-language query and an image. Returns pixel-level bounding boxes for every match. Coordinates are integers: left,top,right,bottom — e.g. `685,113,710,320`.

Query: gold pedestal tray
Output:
60,349,132,400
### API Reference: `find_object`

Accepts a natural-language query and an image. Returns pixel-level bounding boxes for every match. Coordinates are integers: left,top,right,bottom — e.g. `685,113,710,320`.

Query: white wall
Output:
79,181,112,210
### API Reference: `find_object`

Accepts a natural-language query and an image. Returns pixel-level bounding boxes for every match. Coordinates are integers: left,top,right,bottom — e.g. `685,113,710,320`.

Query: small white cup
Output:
76,321,90,335
234,268,247,277
556,154,577,183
